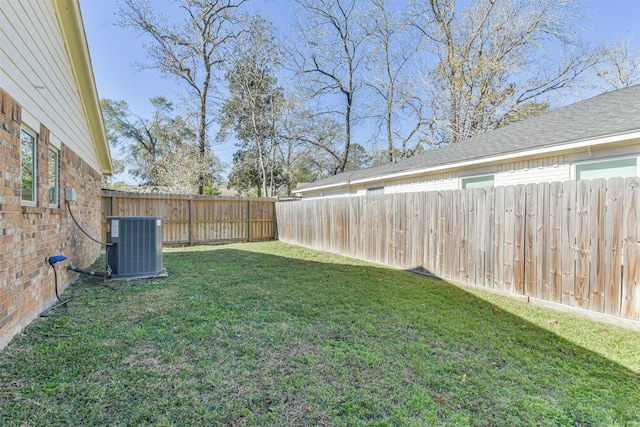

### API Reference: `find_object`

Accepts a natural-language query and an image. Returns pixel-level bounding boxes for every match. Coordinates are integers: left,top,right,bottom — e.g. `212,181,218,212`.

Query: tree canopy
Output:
101,97,222,193
104,0,638,194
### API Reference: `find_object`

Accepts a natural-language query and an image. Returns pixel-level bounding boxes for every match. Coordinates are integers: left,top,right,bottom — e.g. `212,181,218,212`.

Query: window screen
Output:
48,147,58,205
21,129,36,202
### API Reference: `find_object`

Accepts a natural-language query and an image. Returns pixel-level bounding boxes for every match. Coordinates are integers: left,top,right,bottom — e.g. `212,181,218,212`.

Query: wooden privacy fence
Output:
101,190,275,245
276,177,640,321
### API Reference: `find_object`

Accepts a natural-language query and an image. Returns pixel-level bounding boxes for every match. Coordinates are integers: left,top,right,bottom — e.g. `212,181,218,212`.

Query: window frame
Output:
573,156,639,181
366,186,385,196
48,146,59,207
460,173,495,189
20,127,37,205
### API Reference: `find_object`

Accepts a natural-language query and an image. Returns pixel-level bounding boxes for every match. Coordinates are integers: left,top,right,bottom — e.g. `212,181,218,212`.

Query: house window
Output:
48,147,58,206
575,157,638,180
20,128,37,203
461,174,494,189
367,186,384,196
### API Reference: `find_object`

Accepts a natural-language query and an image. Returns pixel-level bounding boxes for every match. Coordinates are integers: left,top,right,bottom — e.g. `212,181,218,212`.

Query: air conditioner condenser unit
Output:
106,216,163,279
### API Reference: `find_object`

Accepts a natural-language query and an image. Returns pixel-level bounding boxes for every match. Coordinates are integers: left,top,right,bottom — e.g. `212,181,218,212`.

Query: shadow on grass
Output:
1,241,639,426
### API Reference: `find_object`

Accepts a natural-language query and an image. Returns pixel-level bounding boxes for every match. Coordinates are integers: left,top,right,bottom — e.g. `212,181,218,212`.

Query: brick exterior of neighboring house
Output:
0,89,103,349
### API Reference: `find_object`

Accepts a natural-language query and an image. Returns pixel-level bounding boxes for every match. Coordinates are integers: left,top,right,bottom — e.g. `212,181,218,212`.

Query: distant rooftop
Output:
296,84,640,192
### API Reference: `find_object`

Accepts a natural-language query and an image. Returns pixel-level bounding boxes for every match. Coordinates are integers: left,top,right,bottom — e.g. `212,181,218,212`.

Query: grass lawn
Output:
1,241,639,426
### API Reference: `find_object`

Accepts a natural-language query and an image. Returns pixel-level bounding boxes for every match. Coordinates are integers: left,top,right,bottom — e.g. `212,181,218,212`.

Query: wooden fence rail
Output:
276,177,640,321
101,190,276,245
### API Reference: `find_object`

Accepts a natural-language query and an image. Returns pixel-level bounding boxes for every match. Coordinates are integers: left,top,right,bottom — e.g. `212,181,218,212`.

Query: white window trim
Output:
460,173,495,189
571,155,640,180
48,146,59,207
20,127,37,206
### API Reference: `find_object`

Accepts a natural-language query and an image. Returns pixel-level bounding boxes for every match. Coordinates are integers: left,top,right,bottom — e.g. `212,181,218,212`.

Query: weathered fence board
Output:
475,189,487,286
561,180,577,305
605,178,624,316
589,179,606,312
536,182,550,301
102,191,275,245
276,177,639,321
524,184,537,297
621,178,640,319
513,186,526,295
503,185,515,294
575,180,591,308
494,186,505,291
549,182,563,303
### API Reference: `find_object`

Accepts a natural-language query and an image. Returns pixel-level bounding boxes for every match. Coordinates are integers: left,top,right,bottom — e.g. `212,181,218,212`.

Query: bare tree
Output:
275,100,326,195
219,16,284,197
282,104,346,178
595,38,640,90
411,0,603,144
290,0,371,174
365,0,426,162
117,0,246,194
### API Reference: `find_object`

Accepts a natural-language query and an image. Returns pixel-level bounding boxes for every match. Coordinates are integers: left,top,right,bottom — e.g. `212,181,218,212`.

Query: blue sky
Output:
79,0,640,182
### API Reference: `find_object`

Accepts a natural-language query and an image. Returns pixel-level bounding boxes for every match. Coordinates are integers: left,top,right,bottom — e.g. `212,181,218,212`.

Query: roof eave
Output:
53,0,112,175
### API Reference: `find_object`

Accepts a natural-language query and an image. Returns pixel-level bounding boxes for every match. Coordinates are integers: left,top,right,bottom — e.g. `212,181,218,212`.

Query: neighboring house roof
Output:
53,0,112,175
295,85,640,193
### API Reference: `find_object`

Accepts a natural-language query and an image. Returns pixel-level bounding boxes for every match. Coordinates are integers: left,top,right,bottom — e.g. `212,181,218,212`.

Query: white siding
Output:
302,187,355,199
300,144,640,198
495,156,570,186
0,0,100,172
383,172,458,194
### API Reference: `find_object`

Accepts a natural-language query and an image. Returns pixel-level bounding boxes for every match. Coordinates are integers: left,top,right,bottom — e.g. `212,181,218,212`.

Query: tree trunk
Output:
198,68,211,195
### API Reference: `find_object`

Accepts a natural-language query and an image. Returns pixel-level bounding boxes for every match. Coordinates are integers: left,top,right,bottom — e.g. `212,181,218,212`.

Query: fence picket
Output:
466,190,476,284
513,185,526,295
589,179,607,312
549,182,563,303
494,186,505,291
524,184,537,297
575,180,591,308
485,188,495,287
561,180,577,305
605,178,624,316
503,186,515,293
536,182,550,300
621,177,640,320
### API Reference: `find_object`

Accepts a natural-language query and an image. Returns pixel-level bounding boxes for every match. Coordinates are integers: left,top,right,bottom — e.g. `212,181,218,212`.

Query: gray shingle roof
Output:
297,84,640,191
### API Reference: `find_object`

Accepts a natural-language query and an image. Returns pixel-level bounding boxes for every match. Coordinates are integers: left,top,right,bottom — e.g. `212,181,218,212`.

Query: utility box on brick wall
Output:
106,216,163,279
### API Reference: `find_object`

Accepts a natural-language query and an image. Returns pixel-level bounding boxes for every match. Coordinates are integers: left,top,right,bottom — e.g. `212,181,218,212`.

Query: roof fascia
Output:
53,0,112,175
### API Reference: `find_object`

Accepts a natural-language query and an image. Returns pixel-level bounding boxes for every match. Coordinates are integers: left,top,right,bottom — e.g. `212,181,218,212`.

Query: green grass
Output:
1,241,639,426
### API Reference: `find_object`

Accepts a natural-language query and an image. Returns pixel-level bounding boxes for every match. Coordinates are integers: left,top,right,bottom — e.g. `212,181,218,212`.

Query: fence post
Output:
247,200,252,242
273,199,277,240
188,197,194,245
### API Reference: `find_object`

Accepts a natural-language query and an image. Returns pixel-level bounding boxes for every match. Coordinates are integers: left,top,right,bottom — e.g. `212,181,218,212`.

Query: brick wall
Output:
0,89,103,350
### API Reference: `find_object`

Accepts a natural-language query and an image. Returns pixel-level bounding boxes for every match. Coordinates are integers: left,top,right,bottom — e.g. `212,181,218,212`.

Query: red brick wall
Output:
0,88,103,350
